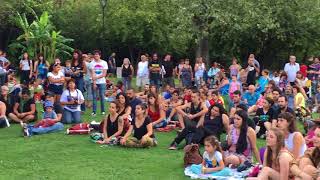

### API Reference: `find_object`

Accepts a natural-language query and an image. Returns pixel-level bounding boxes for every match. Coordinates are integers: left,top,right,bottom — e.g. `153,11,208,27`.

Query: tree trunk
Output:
196,35,209,66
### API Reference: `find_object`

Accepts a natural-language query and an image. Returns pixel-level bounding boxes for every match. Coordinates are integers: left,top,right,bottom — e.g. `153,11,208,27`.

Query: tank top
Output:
230,66,239,77
38,62,47,75
122,64,132,77
285,132,307,157
148,107,160,122
195,63,205,77
189,102,202,122
181,66,191,79
106,114,120,137
204,115,223,135
71,62,84,78
230,126,252,157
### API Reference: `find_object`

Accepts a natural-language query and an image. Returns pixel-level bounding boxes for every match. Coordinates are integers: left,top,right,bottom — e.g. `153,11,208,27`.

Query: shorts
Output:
136,76,149,87
48,84,64,95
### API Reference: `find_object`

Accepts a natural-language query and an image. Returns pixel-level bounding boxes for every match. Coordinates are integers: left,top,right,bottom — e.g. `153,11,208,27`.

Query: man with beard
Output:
136,84,150,103
266,95,294,130
126,88,142,118
229,90,247,118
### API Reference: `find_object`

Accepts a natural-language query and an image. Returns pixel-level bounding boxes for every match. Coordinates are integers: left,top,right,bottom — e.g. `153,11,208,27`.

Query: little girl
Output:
229,75,241,99
190,136,231,176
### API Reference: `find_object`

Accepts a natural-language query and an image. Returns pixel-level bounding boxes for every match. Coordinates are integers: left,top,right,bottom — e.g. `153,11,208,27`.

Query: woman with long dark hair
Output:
224,110,261,166
147,93,166,128
247,128,309,180
71,49,86,112
47,62,65,102
19,52,33,84
34,53,49,81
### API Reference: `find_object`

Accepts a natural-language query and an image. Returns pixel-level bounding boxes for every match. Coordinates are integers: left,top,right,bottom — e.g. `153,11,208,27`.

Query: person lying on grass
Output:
96,102,124,145
21,101,64,137
120,103,156,148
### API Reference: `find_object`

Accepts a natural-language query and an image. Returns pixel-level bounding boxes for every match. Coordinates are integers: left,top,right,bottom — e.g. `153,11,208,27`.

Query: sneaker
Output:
23,127,30,137
101,112,105,115
255,126,260,134
91,112,96,116
153,138,158,146
168,142,177,150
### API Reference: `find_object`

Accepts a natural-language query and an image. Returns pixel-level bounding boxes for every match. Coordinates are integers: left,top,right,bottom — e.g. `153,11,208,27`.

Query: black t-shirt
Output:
203,115,223,136
15,97,36,115
256,108,275,122
106,114,120,137
162,60,174,78
274,107,294,119
131,116,153,140
246,64,256,85
0,97,13,115
71,63,84,79
149,60,161,79
54,102,63,115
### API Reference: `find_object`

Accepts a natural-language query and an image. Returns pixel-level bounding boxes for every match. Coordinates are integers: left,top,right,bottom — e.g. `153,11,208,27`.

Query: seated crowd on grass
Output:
1,49,320,179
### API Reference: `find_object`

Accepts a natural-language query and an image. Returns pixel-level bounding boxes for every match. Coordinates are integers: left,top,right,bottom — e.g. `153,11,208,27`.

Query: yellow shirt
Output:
295,92,305,108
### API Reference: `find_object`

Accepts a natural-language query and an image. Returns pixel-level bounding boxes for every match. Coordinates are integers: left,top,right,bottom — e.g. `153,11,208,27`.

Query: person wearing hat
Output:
20,100,64,137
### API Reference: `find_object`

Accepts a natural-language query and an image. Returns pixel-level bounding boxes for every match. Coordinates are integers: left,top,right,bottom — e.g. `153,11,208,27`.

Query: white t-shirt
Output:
284,63,300,83
47,71,64,85
60,89,84,112
89,60,108,84
0,57,9,74
20,59,32,71
203,151,223,168
137,61,149,77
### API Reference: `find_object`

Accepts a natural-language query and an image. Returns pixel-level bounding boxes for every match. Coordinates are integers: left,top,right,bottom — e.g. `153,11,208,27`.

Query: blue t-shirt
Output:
243,92,260,107
42,111,57,119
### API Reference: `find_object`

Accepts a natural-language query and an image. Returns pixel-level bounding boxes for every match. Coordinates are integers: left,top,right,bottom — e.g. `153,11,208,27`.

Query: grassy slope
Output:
0,78,302,179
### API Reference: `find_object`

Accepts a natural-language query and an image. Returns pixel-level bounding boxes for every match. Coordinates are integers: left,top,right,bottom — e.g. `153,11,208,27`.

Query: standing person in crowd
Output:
121,58,134,92
224,110,261,166
8,88,37,123
0,50,10,86
307,56,320,94
246,55,260,86
60,79,84,124
194,57,206,88
19,52,33,84
277,112,307,158
175,59,184,87
89,50,108,116
208,62,220,88
107,52,116,77
179,58,193,88
83,54,93,108
120,103,156,148
284,55,300,86
33,54,49,81
149,53,161,89
229,57,241,78
71,49,86,112
47,62,65,102
162,54,175,87
136,54,149,91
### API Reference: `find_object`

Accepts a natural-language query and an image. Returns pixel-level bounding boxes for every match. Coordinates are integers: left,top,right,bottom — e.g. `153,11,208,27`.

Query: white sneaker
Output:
101,112,105,115
255,126,260,134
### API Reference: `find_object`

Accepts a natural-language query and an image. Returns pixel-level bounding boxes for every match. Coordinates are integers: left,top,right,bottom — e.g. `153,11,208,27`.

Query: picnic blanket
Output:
184,165,250,180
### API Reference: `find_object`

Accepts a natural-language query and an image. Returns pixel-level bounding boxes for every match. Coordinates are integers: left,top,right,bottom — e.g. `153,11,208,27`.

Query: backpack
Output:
183,144,202,167
66,123,91,135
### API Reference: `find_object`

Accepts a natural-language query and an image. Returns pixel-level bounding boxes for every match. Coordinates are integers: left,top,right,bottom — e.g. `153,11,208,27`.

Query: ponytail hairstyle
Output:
204,135,223,154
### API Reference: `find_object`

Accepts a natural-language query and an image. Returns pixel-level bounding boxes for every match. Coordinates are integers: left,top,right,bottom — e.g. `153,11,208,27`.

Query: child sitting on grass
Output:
21,101,64,137
190,136,231,176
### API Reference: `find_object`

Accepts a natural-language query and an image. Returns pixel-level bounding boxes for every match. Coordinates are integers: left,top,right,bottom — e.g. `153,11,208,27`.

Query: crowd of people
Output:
1,48,320,179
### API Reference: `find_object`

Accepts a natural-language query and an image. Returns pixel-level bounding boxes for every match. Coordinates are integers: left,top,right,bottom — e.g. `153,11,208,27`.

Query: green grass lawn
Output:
0,78,303,179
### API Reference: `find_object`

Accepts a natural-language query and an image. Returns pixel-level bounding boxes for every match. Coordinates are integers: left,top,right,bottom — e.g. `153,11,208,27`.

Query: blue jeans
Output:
62,109,81,124
28,122,64,135
75,77,85,111
92,83,106,113
122,77,131,92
